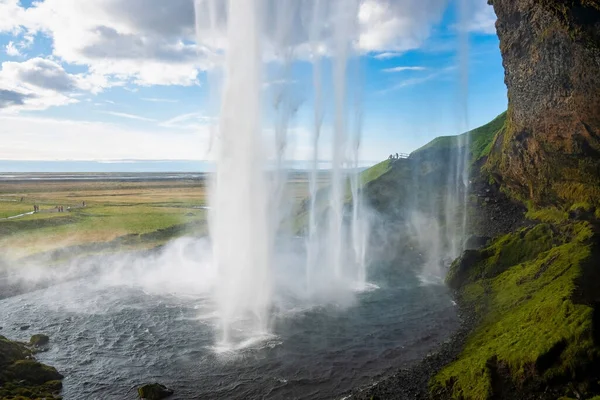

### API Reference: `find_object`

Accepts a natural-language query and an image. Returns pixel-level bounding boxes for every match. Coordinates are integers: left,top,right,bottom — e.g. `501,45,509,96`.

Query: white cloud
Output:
379,65,456,93
0,0,451,87
357,0,448,52
5,41,21,57
383,66,427,73
0,0,205,86
0,0,26,33
373,52,403,60
101,111,157,122
459,0,497,34
0,115,208,160
0,57,112,111
160,111,212,130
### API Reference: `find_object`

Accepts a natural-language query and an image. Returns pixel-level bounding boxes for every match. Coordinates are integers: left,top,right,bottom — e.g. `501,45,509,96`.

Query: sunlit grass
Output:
0,180,208,259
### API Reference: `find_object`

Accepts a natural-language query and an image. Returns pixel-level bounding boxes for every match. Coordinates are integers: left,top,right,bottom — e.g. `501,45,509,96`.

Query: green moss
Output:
446,224,559,288
526,208,569,223
6,360,64,385
570,202,595,213
433,222,599,399
0,336,30,368
29,334,49,348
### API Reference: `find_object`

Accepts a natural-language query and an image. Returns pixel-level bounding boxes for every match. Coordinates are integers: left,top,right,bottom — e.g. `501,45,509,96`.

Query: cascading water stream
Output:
206,0,272,344
305,0,324,297
195,0,370,347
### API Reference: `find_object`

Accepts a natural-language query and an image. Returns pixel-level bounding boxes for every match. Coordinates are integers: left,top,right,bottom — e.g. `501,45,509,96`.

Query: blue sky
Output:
0,0,506,170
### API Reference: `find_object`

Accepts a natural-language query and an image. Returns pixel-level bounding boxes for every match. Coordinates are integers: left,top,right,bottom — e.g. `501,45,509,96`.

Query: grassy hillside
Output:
360,112,508,219
411,111,507,164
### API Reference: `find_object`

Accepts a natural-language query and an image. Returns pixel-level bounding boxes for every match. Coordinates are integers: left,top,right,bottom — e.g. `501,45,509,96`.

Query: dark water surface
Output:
0,256,458,399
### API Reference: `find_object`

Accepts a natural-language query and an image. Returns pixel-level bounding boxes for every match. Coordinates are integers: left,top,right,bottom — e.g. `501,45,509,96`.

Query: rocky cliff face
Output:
487,0,600,207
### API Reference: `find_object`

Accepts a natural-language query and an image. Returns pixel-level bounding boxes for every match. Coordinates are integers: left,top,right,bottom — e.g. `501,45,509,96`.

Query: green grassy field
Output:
0,176,317,261
0,179,210,260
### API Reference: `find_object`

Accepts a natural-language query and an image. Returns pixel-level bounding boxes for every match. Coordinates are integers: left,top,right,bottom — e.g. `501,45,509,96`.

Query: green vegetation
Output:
360,159,392,186
0,180,209,260
570,202,595,213
434,221,600,399
526,207,569,224
446,224,559,289
411,111,507,165
469,112,507,162
0,202,34,219
0,177,316,261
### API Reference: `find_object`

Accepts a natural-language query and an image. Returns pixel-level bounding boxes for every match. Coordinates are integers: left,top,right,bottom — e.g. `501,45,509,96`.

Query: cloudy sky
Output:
0,0,506,170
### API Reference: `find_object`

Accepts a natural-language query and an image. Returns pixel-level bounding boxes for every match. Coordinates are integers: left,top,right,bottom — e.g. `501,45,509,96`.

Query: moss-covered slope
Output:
434,220,600,399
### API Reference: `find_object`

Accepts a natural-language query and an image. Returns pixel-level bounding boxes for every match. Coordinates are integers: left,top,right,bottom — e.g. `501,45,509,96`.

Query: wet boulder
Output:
138,383,174,399
6,359,64,385
30,334,50,348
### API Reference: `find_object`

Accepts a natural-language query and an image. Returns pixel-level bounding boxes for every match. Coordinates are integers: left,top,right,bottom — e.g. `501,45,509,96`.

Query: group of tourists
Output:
31,201,86,213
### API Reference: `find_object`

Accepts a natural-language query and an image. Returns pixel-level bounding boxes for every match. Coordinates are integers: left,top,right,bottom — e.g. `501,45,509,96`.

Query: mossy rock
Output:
6,359,64,385
29,334,50,348
138,383,174,400
0,336,29,367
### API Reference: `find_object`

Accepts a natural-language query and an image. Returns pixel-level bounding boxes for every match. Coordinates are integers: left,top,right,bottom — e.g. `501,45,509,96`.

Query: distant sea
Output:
0,160,376,174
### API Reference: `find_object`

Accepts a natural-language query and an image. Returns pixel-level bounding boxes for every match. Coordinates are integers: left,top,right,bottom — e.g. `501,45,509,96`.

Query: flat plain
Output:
0,173,320,261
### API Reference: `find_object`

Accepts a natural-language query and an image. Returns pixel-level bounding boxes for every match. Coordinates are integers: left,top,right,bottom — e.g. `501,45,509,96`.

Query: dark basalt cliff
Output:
486,0,600,207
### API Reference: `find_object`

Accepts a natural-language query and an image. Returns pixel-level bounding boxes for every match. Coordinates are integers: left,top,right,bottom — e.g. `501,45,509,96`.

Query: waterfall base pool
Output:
0,239,458,400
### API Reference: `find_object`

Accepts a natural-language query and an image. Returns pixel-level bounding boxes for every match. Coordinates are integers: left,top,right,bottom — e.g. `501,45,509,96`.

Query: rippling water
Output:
0,241,458,399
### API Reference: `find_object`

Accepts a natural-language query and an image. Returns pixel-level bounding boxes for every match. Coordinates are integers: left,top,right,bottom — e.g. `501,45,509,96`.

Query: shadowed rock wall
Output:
487,0,600,206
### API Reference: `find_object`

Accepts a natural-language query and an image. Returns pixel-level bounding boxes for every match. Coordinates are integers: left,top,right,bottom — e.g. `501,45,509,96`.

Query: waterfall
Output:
195,0,369,347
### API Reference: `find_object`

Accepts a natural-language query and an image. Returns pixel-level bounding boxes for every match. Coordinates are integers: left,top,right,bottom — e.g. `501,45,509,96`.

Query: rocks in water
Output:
0,335,30,367
6,359,64,385
0,335,64,399
30,334,50,348
20,325,31,331
138,383,174,400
